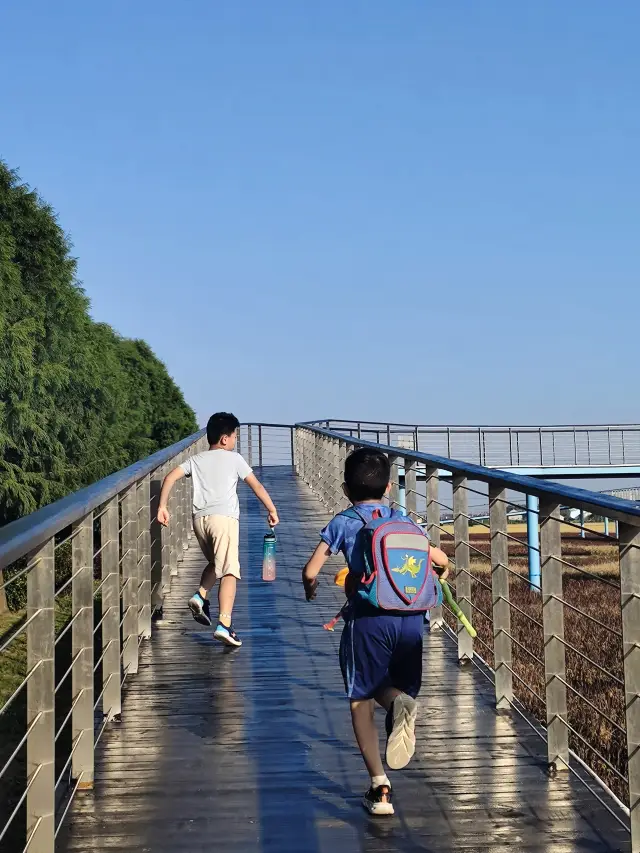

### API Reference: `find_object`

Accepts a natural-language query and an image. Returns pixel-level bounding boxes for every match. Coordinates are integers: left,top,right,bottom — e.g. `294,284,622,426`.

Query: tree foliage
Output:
0,161,197,529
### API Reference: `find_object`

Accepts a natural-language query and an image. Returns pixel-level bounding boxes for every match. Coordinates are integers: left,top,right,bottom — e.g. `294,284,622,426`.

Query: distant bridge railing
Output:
305,420,640,469
237,424,295,468
0,430,210,852
294,423,640,846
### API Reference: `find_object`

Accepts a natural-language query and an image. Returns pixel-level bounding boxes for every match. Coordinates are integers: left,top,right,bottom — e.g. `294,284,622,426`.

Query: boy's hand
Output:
268,509,279,527
434,565,449,582
157,506,170,527
303,577,319,601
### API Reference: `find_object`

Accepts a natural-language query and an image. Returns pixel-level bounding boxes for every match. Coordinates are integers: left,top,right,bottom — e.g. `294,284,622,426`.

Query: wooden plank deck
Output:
58,467,630,852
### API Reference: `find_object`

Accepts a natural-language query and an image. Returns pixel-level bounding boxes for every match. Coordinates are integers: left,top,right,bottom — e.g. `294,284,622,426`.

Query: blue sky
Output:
2,1,638,427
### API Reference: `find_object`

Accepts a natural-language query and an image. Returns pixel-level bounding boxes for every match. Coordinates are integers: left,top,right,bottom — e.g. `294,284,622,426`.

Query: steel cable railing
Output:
0,428,206,851
295,422,640,845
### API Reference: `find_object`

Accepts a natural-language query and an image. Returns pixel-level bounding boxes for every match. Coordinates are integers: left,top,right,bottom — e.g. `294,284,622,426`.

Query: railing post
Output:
323,436,332,509
137,475,152,640
338,440,347,510
26,537,55,853
121,486,139,676
453,476,473,662
259,425,263,468
101,498,121,720
332,437,341,512
405,457,417,520
388,455,400,511
426,466,443,627
290,426,295,469
248,426,253,468
322,435,331,509
185,460,193,537
179,466,189,553
296,429,303,480
169,472,178,577
150,470,164,616
540,498,568,770
160,469,172,600
71,513,94,788
619,521,640,849
490,485,513,710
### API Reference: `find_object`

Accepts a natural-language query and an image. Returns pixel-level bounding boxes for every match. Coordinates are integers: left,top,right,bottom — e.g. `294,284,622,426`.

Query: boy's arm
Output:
157,466,185,526
244,473,279,527
301,541,332,600
430,544,450,582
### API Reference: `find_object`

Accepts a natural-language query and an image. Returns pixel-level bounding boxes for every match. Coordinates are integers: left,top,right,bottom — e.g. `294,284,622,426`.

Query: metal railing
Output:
0,429,207,852
304,420,640,468
2,417,638,850
237,424,294,469
0,422,296,851
294,423,640,847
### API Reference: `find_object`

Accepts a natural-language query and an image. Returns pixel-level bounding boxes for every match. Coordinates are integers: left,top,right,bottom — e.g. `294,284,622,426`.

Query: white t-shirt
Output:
180,450,253,520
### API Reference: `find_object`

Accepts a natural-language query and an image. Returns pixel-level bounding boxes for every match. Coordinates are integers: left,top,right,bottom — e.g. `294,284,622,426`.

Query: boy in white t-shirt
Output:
157,412,279,647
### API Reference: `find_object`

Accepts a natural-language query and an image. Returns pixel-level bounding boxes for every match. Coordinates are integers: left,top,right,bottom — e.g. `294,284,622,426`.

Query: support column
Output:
540,498,568,770
527,494,541,590
137,476,152,640
101,498,121,720
426,466,443,627
453,476,473,663
404,458,417,520
71,513,94,788
490,486,513,710
121,487,139,676
26,538,55,852
620,521,640,850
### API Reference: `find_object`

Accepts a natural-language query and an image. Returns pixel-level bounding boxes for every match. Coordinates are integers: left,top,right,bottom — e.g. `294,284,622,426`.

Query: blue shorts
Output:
339,605,423,700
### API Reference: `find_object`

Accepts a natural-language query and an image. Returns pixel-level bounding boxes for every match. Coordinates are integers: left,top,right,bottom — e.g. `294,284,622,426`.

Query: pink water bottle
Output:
262,528,277,581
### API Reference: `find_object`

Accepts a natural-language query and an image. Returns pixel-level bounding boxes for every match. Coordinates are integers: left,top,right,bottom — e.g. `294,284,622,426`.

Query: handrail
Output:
298,424,640,525
0,429,206,570
294,421,638,839
303,418,640,430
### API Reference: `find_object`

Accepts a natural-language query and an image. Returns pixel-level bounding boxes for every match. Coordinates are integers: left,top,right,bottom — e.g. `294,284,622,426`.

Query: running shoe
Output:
213,623,242,647
363,784,394,816
188,592,211,626
385,694,417,770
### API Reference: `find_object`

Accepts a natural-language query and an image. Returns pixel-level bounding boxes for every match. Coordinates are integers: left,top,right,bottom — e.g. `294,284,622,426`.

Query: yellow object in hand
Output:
334,568,349,587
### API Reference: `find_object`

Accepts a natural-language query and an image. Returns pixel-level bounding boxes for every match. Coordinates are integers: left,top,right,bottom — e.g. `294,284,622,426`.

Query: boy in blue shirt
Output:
302,448,449,816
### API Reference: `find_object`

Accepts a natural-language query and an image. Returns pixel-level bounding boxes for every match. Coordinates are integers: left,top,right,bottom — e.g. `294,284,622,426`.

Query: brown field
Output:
438,532,627,801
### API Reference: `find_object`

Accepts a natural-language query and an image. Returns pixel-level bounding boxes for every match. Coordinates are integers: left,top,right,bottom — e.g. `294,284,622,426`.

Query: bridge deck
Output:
58,467,629,852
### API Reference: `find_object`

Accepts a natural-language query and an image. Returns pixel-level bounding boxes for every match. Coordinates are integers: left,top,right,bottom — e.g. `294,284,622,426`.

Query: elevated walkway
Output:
57,467,629,853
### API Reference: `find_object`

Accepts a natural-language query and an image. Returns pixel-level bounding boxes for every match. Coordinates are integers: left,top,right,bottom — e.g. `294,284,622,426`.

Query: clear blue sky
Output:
2,1,638,427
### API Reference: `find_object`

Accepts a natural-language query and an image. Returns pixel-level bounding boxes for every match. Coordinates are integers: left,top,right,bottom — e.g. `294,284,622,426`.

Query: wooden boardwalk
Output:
58,467,630,852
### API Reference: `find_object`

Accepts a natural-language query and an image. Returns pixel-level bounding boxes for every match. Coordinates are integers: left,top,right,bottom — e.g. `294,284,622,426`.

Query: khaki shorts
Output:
192,515,241,579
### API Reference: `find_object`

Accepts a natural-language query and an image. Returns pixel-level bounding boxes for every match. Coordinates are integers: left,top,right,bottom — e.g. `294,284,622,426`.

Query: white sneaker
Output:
385,694,417,770
363,783,394,816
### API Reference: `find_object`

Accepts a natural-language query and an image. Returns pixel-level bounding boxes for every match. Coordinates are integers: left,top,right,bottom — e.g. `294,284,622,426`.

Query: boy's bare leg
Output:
198,563,217,599
374,686,401,711
350,699,385,778
218,576,237,627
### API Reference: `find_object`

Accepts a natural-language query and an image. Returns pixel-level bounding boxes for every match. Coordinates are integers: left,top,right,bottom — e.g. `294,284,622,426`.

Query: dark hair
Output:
344,448,390,502
207,412,240,445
